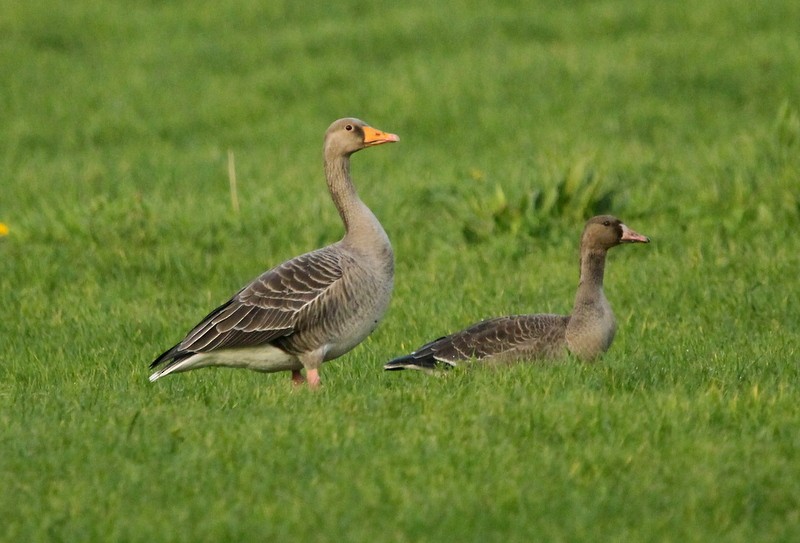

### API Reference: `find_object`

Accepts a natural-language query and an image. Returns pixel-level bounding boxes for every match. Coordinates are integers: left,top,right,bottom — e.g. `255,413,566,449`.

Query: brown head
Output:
324,118,399,158
580,215,650,252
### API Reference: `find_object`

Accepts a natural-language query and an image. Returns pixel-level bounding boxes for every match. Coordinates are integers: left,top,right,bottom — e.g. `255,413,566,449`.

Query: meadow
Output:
1,0,799,541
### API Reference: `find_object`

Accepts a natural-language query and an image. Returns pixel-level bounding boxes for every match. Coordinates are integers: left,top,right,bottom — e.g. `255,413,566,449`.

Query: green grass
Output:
2,0,800,541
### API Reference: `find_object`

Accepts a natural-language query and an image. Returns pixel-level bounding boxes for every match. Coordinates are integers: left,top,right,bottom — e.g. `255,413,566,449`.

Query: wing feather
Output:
152,247,345,368
414,314,569,363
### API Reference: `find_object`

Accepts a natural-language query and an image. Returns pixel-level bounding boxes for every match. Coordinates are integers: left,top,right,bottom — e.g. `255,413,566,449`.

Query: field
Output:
2,0,799,541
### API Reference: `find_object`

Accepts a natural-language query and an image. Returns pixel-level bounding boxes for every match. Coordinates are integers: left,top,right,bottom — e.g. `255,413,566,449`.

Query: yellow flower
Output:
0,222,8,237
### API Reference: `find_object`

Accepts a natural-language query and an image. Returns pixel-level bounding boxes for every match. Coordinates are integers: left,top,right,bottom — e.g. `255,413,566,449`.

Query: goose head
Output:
324,118,400,157
581,215,650,252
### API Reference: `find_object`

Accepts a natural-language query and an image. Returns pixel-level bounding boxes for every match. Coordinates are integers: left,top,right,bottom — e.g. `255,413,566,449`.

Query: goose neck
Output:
323,152,389,250
324,152,360,232
575,249,608,299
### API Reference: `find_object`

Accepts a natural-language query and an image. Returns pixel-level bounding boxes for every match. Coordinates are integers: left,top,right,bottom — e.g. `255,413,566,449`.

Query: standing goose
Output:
150,118,399,388
384,215,649,370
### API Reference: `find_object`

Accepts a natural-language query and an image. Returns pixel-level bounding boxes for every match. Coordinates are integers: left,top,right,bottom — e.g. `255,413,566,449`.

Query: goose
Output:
150,118,399,388
384,215,649,370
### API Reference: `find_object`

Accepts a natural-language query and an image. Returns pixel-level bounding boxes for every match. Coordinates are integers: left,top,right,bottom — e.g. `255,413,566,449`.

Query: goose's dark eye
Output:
603,220,611,226
345,124,353,131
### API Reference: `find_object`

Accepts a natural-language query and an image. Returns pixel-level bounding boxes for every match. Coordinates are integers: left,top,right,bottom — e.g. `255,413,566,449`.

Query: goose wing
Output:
151,247,343,367
390,314,569,368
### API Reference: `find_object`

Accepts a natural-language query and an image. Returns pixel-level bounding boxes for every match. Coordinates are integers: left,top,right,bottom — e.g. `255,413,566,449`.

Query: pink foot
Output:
306,368,321,389
291,370,306,386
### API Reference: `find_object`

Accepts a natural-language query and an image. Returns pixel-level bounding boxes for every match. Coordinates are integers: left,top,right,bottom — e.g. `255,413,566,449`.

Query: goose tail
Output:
383,352,454,371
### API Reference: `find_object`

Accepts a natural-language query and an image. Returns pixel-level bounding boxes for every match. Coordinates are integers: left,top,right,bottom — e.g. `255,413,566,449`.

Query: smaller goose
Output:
150,118,399,388
384,215,649,370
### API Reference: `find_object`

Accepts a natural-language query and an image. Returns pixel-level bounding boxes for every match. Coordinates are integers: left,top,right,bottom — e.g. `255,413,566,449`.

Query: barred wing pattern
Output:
385,314,570,370
151,248,344,367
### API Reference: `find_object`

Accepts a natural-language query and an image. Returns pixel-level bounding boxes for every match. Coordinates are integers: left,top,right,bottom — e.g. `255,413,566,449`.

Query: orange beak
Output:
362,126,400,146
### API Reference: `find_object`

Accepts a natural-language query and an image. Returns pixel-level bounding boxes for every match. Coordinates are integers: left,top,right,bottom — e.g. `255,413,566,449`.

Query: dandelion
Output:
0,222,8,237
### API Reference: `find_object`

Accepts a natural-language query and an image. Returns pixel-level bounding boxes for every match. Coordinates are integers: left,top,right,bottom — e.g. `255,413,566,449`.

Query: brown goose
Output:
384,215,649,370
150,118,399,388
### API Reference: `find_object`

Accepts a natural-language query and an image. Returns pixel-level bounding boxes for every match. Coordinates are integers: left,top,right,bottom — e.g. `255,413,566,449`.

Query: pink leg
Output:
291,370,306,386
306,368,321,389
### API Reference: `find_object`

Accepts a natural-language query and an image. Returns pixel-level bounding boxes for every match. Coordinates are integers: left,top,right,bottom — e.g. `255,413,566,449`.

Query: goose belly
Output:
181,345,302,373
323,309,385,359
294,273,392,361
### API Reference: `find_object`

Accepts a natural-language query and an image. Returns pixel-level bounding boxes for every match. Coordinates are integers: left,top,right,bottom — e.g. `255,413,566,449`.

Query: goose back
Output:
385,314,570,370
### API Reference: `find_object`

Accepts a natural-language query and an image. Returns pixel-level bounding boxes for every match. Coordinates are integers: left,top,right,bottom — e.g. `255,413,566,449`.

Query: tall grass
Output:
1,1,799,541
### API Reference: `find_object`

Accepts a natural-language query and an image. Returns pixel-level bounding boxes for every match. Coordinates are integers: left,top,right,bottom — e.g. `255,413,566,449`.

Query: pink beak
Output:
620,224,650,243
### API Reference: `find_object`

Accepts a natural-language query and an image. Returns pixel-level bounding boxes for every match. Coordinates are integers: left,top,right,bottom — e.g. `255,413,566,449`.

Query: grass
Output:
1,0,800,541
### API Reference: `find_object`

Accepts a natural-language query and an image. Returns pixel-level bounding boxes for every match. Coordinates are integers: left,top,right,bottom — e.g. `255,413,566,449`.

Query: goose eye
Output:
345,124,353,131
603,220,611,226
